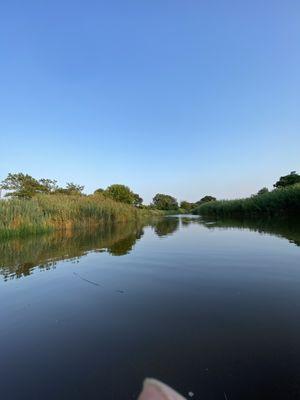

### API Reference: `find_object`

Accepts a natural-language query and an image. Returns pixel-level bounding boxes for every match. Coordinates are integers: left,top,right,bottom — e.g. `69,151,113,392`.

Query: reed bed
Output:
194,184,300,218
0,194,158,238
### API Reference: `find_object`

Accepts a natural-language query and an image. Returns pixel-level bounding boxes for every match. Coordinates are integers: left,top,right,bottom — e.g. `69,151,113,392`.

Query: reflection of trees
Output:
2,214,297,282
181,216,201,226
0,222,146,280
201,216,300,247
153,217,180,237
108,229,144,256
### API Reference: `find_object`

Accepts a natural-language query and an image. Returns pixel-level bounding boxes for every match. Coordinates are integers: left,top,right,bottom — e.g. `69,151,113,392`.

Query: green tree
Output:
180,201,194,211
0,173,54,198
152,193,178,210
200,195,216,203
105,184,135,204
0,173,86,198
133,193,143,207
94,188,105,195
196,195,216,206
274,171,300,188
257,187,269,195
66,182,84,195
39,179,58,193
54,182,84,195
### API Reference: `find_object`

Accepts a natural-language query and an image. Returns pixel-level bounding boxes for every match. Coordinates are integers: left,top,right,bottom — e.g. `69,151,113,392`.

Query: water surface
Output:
0,216,300,399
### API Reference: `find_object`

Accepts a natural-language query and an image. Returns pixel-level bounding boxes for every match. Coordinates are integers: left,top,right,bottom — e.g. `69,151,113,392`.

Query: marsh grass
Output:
0,194,158,238
194,184,300,218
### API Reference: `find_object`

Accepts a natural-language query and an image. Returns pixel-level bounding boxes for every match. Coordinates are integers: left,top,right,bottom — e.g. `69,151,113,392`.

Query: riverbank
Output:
0,194,161,239
193,184,300,218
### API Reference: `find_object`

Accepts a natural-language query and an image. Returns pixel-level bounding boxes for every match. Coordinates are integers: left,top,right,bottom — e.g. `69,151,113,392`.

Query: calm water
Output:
0,216,300,400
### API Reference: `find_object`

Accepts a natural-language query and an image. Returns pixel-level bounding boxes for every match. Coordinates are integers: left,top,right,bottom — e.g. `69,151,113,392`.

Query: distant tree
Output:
180,201,194,211
274,171,300,188
257,187,269,195
94,188,105,195
152,194,178,210
0,173,87,198
54,182,84,195
200,195,216,203
133,193,143,207
105,184,135,204
65,182,84,194
0,173,55,198
39,178,58,193
195,195,216,206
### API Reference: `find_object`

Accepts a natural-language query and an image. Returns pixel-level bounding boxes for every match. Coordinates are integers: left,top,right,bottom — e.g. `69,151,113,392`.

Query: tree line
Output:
1,171,299,211
0,172,217,211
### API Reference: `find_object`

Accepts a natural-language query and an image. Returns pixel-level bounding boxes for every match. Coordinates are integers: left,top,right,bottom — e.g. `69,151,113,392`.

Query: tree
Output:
105,184,135,204
104,185,143,206
94,188,105,195
0,173,86,198
200,195,216,203
0,173,54,198
180,201,194,211
65,182,84,195
133,193,143,207
195,195,216,206
274,171,300,188
152,194,178,210
257,187,269,195
39,179,58,193
55,182,84,195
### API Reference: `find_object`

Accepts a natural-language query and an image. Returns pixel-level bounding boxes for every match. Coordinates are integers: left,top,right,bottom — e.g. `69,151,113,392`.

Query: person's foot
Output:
138,379,186,400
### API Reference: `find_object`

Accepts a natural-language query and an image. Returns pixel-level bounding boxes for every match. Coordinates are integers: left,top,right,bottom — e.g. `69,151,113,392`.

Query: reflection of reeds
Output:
194,184,300,218
201,216,300,246
0,194,159,238
0,221,146,280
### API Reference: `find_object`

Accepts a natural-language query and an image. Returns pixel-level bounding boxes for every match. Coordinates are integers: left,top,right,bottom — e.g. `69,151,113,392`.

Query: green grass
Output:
0,194,160,238
193,184,300,218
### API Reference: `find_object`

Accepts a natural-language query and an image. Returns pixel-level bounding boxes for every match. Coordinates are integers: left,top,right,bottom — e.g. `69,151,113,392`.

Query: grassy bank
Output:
193,184,300,218
0,194,160,239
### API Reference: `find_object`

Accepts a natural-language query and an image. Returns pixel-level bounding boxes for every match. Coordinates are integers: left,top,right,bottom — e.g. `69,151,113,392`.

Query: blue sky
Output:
0,0,299,203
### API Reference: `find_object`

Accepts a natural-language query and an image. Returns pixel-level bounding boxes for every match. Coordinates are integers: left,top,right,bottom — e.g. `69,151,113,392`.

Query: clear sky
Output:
0,0,299,203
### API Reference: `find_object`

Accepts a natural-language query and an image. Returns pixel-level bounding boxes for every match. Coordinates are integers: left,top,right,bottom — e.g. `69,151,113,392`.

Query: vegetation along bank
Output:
0,171,299,237
194,172,300,218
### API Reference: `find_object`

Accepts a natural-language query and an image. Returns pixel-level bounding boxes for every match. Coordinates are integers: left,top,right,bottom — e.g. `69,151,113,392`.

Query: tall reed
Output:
194,184,300,218
0,194,159,238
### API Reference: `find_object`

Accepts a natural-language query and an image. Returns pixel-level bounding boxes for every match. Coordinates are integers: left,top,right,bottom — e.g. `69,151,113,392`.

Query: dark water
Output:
0,216,300,400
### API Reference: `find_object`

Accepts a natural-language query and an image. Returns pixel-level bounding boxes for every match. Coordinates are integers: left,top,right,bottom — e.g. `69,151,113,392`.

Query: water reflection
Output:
0,222,146,280
0,215,299,280
0,215,299,400
153,217,180,237
107,227,144,256
200,216,300,247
